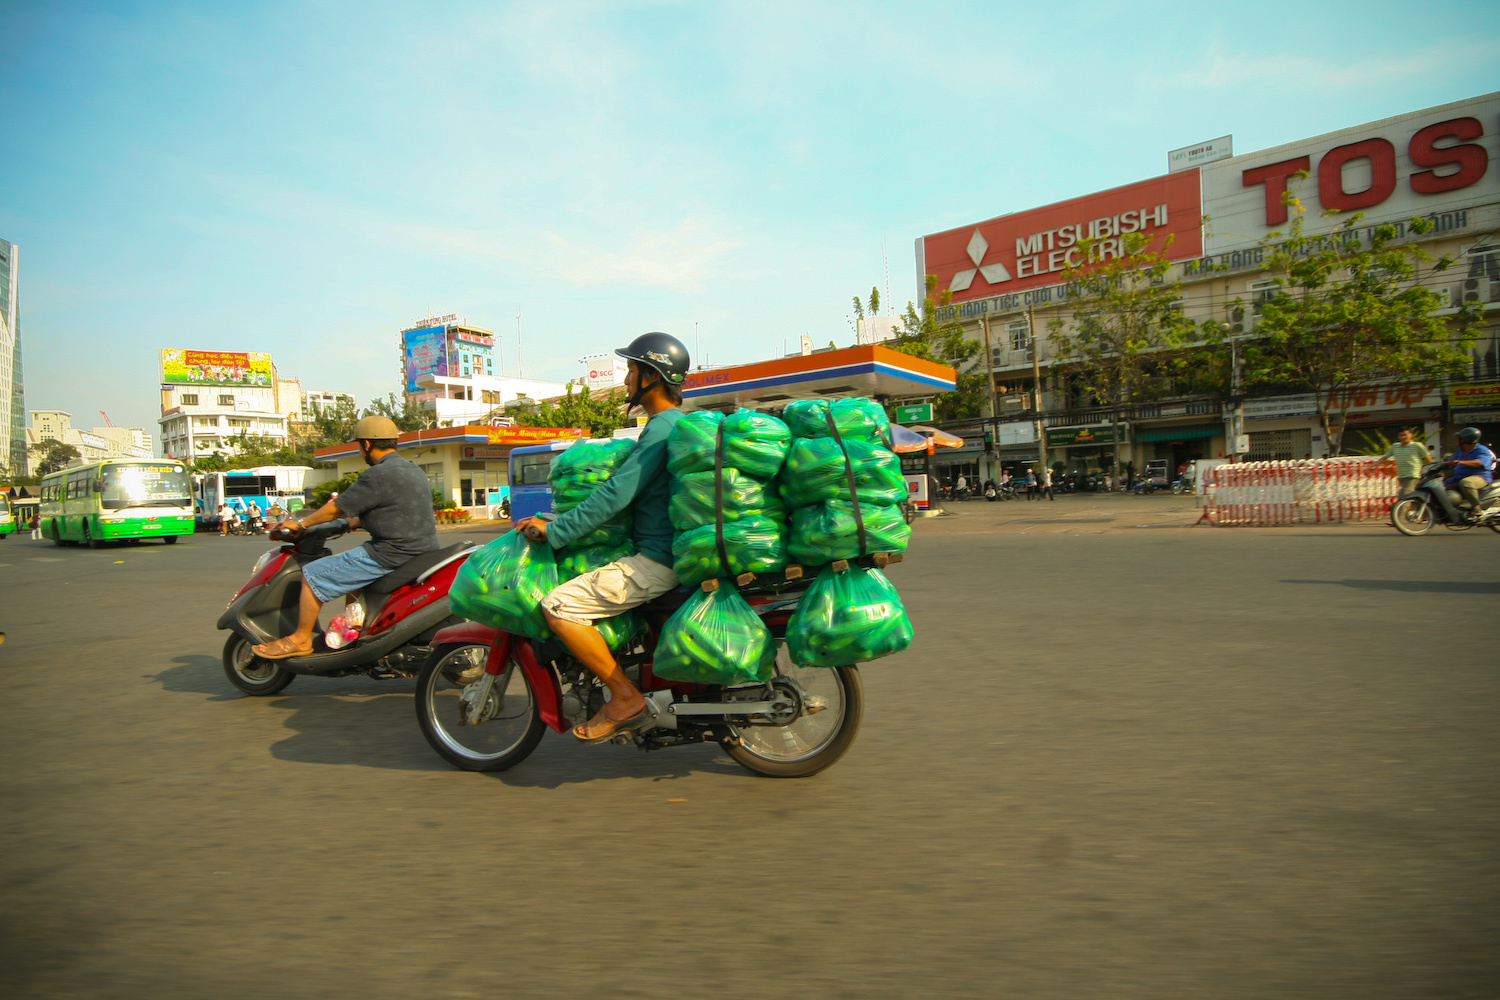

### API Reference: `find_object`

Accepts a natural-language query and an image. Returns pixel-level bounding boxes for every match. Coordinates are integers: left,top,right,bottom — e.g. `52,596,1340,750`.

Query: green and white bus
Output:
0,491,15,538
39,460,195,547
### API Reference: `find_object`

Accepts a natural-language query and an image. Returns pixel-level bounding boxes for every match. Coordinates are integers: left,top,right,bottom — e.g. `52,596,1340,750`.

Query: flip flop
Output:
251,637,313,660
573,705,650,745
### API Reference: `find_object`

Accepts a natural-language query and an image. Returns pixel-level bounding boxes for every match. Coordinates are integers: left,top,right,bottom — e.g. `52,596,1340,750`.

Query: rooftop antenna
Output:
694,321,700,370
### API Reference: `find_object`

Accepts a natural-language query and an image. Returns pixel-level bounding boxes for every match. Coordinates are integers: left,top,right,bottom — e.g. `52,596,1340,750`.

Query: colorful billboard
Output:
918,171,1204,304
160,349,274,387
403,325,448,392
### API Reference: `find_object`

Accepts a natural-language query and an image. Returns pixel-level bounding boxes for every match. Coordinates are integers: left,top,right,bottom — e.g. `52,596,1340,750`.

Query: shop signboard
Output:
1168,135,1233,173
1451,382,1500,407
462,446,510,460
895,402,933,423
403,326,448,392
997,422,1037,446
1244,394,1319,420
579,354,630,391
160,349,275,387
482,426,586,446
1452,409,1500,423
918,171,1204,304
1046,425,1116,447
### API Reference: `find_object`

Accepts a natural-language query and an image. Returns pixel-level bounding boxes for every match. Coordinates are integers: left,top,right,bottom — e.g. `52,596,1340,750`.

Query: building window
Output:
227,418,251,428
218,394,234,406
1008,319,1030,352
181,393,198,405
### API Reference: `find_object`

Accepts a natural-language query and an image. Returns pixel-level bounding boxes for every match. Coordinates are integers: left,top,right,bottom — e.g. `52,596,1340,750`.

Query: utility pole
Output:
980,313,998,481
1028,304,1047,473
1224,322,1245,462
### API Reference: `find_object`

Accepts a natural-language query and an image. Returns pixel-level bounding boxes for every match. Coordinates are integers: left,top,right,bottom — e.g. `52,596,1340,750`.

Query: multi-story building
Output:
401,314,498,407
412,373,567,426
157,349,291,463
0,237,23,475
300,389,356,416
913,91,1500,483
26,410,152,472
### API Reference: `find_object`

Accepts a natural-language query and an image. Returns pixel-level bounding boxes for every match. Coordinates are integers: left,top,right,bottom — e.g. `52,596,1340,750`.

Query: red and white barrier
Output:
1203,457,1398,526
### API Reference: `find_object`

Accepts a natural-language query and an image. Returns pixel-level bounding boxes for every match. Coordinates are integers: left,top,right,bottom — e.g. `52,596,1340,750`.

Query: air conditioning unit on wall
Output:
1462,277,1499,305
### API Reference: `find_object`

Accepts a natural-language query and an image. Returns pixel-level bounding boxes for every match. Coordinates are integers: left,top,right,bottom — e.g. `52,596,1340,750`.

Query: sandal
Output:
573,704,650,745
251,636,313,660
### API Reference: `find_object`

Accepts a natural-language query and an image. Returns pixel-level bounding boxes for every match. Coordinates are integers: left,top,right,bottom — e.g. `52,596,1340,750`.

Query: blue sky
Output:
3,0,1498,438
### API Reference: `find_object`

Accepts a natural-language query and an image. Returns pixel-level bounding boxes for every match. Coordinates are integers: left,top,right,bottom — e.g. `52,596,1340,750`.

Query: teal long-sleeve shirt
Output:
548,407,684,566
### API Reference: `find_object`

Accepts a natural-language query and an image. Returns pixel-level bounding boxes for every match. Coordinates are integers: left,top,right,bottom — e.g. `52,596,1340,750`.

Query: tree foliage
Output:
886,276,986,420
365,392,435,433
510,383,629,438
1237,190,1479,455
29,439,82,476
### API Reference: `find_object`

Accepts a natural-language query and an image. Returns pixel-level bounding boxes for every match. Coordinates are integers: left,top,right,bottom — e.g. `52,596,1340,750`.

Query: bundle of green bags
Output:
651,584,778,686
777,396,909,564
785,565,913,667
551,438,636,511
666,409,792,586
449,532,560,641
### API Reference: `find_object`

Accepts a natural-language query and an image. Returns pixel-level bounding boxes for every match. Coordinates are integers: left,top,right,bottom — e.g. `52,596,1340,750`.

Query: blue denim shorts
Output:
302,544,390,604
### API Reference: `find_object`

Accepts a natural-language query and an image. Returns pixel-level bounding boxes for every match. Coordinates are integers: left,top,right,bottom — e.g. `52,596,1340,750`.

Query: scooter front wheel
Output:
222,634,295,696
1390,497,1434,536
725,647,863,778
416,644,545,771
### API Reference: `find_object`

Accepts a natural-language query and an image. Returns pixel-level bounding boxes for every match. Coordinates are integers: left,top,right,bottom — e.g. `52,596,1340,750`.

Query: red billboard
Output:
919,171,1204,302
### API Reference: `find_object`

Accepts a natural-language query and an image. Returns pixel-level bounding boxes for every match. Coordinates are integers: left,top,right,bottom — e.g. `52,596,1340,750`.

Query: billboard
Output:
578,354,629,391
918,170,1204,304
403,325,448,392
160,349,274,387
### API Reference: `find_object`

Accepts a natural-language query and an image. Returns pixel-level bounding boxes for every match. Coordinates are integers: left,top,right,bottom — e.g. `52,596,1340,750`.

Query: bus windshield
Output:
512,453,555,486
102,463,194,509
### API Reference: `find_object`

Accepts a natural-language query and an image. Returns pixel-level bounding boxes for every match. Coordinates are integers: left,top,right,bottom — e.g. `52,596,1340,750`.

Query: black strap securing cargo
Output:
824,408,867,557
714,420,733,579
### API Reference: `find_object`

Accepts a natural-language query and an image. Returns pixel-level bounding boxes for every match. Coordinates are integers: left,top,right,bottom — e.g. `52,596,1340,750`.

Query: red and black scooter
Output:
218,518,476,695
412,568,871,779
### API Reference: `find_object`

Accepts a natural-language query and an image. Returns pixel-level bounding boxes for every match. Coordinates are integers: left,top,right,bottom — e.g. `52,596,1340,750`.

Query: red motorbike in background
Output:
218,518,476,695
413,570,873,779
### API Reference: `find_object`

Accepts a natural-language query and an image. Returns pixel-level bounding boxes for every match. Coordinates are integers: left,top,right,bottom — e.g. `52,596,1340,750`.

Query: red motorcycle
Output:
218,518,476,695
413,574,867,778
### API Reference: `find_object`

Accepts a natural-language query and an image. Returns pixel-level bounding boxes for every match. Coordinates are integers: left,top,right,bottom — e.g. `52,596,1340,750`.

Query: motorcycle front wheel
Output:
222,633,295,696
415,643,545,771
726,646,863,778
1391,497,1435,536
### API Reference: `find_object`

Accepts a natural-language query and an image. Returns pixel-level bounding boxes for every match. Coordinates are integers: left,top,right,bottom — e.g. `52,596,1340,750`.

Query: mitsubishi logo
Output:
949,230,1012,292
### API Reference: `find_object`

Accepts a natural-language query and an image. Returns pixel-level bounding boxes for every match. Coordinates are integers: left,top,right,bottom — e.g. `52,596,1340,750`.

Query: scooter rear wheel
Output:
416,644,545,771
725,646,863,778
222,634,295,696
1390,498,1434,536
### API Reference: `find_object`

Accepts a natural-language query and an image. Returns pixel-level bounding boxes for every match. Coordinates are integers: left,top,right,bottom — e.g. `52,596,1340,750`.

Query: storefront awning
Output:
1135,423,1222,443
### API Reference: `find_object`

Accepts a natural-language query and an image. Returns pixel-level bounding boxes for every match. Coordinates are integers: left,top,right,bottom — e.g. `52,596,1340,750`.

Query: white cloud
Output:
542,217,743,291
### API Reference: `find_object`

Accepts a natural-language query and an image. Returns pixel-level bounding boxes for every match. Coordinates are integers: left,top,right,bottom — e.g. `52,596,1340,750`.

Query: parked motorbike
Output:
1391,461,1500,536
414,570,869,778
218,518,476,694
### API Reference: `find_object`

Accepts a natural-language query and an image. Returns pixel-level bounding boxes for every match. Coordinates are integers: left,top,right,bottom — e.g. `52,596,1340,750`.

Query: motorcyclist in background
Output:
1445,427,1495,520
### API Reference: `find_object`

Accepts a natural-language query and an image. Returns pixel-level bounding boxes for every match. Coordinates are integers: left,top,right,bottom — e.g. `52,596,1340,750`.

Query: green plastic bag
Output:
449,531,559,640
652,585,778,686
779,437,906,508
785,565,913,667
667,408,792,479
594,610,645,651
550,438,636,511
783,397,891,446
672,516,788,586
564,510,632,549
670,468,785,531
557,541,635,579
787,500,910,564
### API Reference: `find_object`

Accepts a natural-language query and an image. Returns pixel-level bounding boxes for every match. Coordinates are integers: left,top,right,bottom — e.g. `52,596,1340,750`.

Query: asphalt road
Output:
1,515,1496,1000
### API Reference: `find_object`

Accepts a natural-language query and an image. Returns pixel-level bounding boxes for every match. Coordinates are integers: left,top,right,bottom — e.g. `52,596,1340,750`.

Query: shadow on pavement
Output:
1282,578,1500,594
149,655,245,701
478,738,738,789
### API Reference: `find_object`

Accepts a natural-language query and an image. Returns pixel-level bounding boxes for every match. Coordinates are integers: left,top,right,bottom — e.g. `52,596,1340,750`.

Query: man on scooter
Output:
513,332,688,745
1445,426,1494,520
252,415,439,659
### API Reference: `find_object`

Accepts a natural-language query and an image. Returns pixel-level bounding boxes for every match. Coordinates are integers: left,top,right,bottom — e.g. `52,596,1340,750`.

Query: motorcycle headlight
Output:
251,549,279,577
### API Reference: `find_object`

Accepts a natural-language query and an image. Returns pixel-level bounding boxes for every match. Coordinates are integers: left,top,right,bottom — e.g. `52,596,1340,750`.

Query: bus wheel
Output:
49,521,64,547
164,535,179,545
83,522,103,549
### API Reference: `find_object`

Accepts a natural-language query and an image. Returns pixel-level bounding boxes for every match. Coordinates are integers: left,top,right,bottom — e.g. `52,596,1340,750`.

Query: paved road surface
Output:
1,519,1495,999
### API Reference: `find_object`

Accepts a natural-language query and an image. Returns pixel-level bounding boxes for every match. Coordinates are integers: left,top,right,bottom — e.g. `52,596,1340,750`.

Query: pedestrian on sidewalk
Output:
1023,467,1037,500
1041,467,1055,500
1384,427,1431,495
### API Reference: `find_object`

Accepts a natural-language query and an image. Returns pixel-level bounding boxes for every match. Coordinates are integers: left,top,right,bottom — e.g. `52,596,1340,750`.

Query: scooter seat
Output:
360,541,476,616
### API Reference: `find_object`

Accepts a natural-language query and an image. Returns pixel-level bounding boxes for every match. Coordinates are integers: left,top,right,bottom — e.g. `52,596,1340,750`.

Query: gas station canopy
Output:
681,345,956,412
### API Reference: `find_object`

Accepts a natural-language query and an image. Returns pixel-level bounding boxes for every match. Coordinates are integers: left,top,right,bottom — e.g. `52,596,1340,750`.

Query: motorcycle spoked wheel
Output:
222,633,295,696
1390,498,1435,536
415,643,545,771
724,645,863,779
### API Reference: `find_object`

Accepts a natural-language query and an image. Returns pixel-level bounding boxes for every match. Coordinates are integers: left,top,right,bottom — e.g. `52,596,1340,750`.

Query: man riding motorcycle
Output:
1445,426,1495,520
514,332,689,745
251,415,440,659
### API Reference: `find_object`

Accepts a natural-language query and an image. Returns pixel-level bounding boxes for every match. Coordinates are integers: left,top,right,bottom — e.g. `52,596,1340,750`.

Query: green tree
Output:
1049,232,1219,469
365,392,435,432
884,276,986,420
1237,192,1480,455
29,439,81,476
309,470,362,507
308,397,360,444
510,384,628,438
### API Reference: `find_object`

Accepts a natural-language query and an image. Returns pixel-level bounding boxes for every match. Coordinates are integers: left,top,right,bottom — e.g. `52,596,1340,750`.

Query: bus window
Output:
513,454,554,485
101,464,194,509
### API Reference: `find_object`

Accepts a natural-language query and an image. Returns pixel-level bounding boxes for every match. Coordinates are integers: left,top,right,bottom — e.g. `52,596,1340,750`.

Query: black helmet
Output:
616,332,690,386
1457,426,1482,444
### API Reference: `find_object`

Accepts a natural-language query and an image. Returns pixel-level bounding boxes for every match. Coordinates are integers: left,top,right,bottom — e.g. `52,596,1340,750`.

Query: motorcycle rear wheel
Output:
416,643,545,771
1390,498,1434,536
222,634,295,696
726,647,863,778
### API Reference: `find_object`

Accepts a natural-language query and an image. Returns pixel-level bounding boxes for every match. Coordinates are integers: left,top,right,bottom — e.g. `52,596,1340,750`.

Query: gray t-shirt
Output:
334,453,441,568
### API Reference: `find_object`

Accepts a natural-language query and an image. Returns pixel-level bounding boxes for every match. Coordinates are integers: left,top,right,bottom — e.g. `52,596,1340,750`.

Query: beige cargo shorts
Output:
540,553,680,627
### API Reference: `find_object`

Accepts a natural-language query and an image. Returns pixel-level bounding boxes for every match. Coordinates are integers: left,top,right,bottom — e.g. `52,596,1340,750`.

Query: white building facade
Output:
26,410,153,472
157,349,291,464
414,373,568,426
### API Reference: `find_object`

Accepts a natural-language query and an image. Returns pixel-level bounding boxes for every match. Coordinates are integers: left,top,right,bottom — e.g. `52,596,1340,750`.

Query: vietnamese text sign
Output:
895,403,933,423
160,349,274,387
1046,425,1117,447
483,426,586,446
1451,382,1500,406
